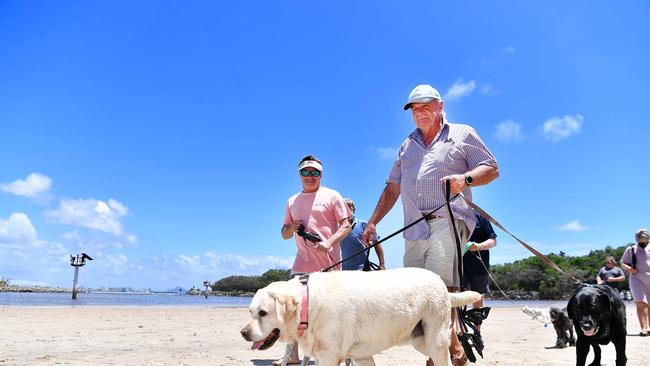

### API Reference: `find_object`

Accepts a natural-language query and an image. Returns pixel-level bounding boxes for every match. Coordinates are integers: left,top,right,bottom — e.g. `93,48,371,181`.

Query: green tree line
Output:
211,269,291,293
490,243,633,299
209,244,634,299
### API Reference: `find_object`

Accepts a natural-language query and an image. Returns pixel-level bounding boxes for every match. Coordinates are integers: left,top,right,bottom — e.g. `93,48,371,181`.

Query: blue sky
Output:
1,1,649,290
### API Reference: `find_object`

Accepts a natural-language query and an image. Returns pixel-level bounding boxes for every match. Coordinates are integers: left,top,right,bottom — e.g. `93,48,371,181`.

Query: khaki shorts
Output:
404,217,470,288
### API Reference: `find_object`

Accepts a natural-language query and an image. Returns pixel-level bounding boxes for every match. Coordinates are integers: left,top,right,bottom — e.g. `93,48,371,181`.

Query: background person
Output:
341,198,385,271
278,155,352,365
362,84,499,366
620,228,650,337
462,212,497,333
596,256,625,291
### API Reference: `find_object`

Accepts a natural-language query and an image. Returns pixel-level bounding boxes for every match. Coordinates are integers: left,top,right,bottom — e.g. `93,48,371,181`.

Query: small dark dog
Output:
549,307,575,347
567,284,627,366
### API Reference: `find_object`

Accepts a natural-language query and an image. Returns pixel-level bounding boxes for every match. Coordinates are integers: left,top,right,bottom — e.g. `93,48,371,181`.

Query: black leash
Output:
444,179,487,363
321,194,460,272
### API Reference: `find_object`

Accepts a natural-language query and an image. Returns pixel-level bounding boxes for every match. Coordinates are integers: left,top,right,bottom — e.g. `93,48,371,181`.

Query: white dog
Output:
241,267,481,366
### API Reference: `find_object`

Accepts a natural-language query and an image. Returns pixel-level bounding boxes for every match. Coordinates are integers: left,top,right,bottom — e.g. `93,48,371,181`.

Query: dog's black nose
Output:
240,328,249,339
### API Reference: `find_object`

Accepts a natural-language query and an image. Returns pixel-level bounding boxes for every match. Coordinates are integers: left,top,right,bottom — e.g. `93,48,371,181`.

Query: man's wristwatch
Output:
464,175,473,186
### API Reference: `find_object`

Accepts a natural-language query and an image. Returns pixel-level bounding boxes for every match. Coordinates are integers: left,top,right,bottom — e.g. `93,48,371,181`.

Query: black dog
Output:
567,284,627,366
550,306,575,348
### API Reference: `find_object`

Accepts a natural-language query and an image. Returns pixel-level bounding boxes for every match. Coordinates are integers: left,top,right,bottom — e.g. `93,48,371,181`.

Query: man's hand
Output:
281,220,303,239
317,240,332,252
362,223,377,245
440,174,467,195
468,242,480,252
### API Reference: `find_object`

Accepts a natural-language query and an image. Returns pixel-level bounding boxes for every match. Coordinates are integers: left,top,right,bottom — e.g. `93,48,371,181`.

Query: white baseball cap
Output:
403,84,442,110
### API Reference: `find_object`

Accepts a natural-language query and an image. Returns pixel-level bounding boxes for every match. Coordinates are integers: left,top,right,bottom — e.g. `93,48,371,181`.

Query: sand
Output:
0,305,646,365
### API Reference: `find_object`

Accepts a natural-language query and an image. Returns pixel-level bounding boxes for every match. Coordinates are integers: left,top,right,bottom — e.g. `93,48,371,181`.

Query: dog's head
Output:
240,279,300,350
549,307,568,324
567,285,613,337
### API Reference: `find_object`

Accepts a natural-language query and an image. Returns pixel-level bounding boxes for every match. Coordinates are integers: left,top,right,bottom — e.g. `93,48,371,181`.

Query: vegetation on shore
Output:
208,244,634,299
210,269,290,295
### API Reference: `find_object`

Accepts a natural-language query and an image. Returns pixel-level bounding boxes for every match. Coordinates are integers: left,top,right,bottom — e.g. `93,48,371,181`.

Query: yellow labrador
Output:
241,267,481,366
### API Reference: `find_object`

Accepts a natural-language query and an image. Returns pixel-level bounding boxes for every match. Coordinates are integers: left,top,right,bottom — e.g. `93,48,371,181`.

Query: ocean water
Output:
0,292,252,307
0,292,635,308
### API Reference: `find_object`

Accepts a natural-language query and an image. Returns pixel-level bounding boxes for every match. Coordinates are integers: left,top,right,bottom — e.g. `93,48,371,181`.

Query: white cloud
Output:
557,220,588,232
46,198,129,236
479,84,496,95
0,213,71,286
375,147,398,160
501,46,516,54
0,212,38,244
444,79,476,102
0,173,52,203
542,114,583,142
494,120,524,143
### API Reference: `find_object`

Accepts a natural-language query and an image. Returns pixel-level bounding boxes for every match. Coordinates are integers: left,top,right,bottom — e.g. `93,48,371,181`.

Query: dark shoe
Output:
640,331,649,337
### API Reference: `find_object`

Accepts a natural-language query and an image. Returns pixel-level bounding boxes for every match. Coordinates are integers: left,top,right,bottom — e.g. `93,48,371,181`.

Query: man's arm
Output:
362,182,400,244
596,271,604,284
469,238,496,252
442,164,500,195
607,268,626,283
318,218,352,252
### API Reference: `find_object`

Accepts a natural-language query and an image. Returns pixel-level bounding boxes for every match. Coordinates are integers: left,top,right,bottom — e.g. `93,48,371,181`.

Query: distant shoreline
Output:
0,285,70,293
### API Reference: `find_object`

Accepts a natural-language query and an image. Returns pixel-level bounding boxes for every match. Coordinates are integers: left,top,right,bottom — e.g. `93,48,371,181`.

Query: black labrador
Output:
567,284,626,366
550,306,575,348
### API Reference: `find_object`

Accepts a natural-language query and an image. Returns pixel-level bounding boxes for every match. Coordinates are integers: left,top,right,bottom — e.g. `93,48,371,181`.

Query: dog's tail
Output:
450,291,482,308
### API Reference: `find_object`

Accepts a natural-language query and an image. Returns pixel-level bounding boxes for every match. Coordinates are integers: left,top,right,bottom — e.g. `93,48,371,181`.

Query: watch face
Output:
465,175,473,185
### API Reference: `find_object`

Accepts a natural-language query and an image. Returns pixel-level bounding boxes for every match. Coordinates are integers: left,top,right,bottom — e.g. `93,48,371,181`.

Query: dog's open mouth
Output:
251,328,280,350
581,325,599,337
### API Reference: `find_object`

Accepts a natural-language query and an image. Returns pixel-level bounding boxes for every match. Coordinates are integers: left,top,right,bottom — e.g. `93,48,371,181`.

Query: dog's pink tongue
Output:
251,340,263,350
583,329,596,336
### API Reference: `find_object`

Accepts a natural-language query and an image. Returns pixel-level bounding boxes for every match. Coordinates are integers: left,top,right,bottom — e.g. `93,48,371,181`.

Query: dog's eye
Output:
258,310,267,317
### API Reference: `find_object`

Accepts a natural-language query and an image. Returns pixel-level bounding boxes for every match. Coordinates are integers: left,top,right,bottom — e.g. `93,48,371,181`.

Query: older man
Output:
362,84,499,366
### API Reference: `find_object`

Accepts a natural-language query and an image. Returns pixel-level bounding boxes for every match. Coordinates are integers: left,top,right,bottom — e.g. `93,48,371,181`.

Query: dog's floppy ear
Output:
567,296,576,320
268,290,299,324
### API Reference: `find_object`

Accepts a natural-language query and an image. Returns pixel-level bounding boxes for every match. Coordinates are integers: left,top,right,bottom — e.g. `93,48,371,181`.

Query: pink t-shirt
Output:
283,186,351,273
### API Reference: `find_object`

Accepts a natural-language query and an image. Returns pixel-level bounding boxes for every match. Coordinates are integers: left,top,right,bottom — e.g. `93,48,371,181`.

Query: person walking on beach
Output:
341,198,385,271
277,155,352,365
362,84,499,366
596,256,625,291
620,228,650,337
462,212,497,333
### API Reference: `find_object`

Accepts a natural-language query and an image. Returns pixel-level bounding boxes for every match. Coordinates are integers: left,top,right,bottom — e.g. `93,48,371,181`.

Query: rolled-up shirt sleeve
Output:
462,127,498,170
386,158,401,184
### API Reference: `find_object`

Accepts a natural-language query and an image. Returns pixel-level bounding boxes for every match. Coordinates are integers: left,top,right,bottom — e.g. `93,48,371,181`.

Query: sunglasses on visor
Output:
300,169,321,177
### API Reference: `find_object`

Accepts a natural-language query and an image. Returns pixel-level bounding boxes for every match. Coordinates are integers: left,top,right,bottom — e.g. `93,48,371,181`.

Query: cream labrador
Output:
240,267,481,366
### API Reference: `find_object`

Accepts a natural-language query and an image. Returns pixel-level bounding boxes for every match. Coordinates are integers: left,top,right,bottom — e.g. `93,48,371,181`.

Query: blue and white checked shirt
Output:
387,120,498,240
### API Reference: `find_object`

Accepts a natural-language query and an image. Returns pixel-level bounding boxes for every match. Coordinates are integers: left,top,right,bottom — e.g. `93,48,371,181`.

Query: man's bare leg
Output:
273,341,300,366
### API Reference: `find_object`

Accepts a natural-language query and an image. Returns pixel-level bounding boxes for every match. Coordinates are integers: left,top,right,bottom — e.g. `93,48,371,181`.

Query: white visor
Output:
298,160,323,172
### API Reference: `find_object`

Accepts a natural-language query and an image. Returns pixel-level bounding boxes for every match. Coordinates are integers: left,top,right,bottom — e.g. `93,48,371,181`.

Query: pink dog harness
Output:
297,275,309,337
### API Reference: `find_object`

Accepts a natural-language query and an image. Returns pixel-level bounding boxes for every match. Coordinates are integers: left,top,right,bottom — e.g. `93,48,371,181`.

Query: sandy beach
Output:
0,305,645,365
